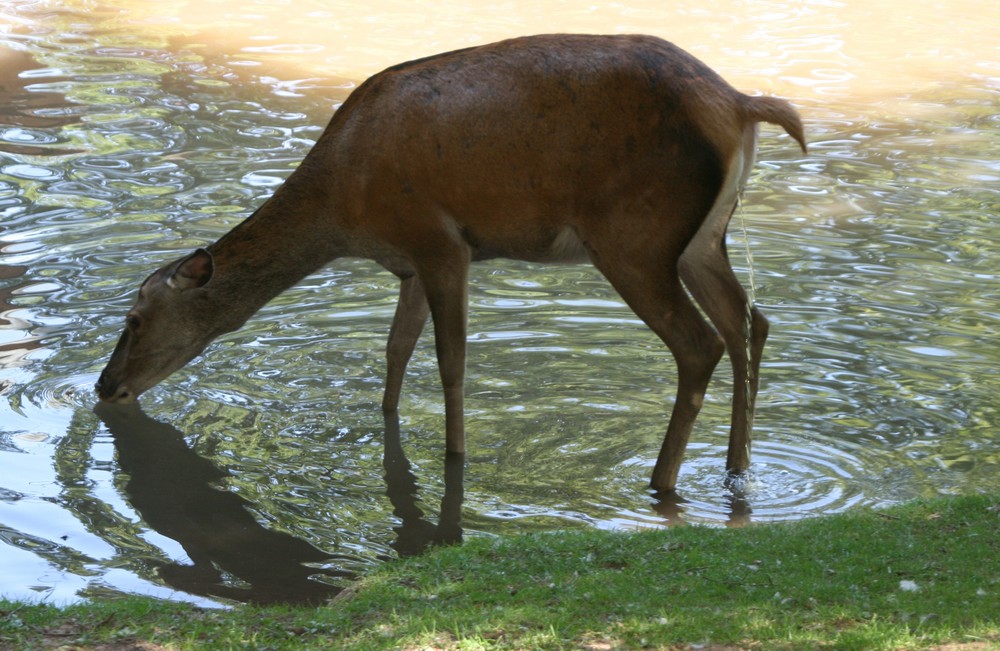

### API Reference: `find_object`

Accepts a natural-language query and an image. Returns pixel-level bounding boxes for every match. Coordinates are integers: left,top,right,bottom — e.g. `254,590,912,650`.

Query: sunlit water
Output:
1,0,998,605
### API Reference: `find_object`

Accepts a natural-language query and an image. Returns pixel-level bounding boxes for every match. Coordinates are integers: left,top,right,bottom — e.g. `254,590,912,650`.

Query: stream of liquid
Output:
1,0,998,605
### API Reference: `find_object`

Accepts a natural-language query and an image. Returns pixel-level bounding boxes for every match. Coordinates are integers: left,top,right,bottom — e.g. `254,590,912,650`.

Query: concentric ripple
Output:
648,436,881,527
14,372,100,412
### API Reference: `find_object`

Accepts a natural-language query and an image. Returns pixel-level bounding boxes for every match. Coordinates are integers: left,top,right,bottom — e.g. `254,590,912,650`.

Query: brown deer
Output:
96,34,806,493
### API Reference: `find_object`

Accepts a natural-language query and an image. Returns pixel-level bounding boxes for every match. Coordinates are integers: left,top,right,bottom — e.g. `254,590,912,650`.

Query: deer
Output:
95,34,806,494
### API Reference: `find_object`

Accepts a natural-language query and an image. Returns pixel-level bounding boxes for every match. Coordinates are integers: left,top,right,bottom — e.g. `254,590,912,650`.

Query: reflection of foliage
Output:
50,408,166,584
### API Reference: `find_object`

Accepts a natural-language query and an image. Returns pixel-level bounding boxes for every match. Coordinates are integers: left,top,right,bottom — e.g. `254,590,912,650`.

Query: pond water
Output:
1,0,997,606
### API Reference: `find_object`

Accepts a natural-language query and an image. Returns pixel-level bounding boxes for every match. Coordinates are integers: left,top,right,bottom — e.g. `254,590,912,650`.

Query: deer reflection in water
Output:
652,487,753,528
93,404,463,604
382,411,465,558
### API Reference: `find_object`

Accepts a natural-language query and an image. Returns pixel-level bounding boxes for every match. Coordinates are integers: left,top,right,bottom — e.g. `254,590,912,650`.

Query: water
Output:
1,0,998,605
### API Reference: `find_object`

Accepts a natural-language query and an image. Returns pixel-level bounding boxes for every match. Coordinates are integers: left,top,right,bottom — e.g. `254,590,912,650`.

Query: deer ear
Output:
167,248,215,290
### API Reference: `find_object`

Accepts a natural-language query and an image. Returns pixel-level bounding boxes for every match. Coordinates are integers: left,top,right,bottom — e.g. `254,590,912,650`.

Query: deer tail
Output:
741,95,807,153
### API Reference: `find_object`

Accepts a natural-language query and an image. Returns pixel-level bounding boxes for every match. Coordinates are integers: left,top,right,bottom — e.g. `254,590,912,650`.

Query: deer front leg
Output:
417,252,470,455
382,275,431,412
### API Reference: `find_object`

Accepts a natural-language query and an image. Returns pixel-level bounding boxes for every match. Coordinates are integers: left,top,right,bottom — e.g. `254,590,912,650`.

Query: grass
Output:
1,495,997,650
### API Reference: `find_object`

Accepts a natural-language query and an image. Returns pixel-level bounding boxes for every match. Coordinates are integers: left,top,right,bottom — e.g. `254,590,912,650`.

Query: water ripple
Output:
13,372,98,412
648,436,877,527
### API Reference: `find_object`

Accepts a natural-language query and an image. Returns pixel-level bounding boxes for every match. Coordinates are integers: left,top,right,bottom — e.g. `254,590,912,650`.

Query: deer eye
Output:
125,315,141,330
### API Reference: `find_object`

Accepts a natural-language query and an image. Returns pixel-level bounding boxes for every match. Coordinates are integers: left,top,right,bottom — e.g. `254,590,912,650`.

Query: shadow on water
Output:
0,263,38,372
0,47,83,155
91,404,463,604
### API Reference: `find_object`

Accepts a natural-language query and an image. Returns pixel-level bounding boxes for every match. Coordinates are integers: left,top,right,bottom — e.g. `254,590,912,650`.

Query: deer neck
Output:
204,179,348,316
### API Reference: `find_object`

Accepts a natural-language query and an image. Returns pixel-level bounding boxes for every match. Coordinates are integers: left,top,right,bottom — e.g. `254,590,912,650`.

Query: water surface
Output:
1,0,998,605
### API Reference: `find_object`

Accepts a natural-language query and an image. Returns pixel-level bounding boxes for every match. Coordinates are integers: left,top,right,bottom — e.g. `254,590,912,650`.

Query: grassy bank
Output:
2,495,997,650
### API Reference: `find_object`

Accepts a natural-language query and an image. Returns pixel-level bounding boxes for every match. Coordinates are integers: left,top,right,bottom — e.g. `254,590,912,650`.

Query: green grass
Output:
2,495,998,650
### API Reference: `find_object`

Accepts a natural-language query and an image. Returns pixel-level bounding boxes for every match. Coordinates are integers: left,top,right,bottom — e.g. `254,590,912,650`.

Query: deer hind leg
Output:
682,239,768,477
382,274,431,412
587,239,725,494
679,204,766,478
676,124,764,478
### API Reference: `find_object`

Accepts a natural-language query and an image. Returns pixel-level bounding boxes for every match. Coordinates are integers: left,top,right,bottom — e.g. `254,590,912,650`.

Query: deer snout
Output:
95,373,135,403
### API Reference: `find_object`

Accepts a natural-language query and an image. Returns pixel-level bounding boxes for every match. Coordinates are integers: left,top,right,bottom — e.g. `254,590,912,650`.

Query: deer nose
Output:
95,374,133,403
